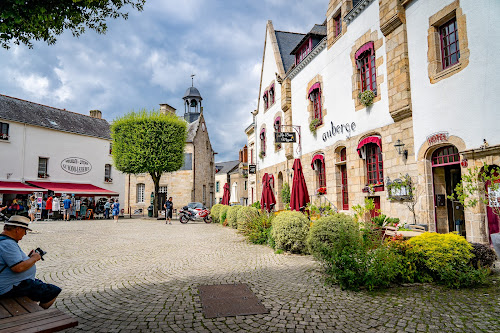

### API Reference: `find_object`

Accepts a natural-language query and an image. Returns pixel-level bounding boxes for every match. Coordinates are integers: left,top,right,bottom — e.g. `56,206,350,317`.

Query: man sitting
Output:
0,216,61,309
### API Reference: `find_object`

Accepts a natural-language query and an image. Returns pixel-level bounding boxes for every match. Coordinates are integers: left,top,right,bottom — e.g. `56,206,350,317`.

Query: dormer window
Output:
295,38,312,65
263,91,269,110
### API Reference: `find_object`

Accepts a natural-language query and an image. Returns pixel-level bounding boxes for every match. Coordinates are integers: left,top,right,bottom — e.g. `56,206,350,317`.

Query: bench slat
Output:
0,304,12,319
14,297,44,313
0,309,77,333
0,298,29,316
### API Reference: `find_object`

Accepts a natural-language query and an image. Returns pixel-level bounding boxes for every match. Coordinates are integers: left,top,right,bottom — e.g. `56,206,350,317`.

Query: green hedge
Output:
236,206,259,231
271,211,309,254
227,205,242,229
210,204,224,224
306,213,357,257
219,205,230,225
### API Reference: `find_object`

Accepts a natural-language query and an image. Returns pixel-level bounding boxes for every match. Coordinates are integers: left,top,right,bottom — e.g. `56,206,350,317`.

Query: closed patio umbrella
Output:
221,183,230,205
261,173,276,212
290,158,310,211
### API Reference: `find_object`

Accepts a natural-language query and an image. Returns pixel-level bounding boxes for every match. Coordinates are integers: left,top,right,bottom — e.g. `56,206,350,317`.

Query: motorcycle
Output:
179,206,212,224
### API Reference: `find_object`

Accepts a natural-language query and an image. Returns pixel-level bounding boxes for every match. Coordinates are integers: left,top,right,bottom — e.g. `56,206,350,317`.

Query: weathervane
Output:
191,74,195,87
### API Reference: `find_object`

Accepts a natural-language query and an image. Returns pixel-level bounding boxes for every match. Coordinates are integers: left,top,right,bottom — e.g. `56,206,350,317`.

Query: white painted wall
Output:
406,0,500,154
0,120,124,200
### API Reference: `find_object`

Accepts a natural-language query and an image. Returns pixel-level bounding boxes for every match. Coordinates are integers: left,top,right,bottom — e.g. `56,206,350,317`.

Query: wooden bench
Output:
0,297,78,333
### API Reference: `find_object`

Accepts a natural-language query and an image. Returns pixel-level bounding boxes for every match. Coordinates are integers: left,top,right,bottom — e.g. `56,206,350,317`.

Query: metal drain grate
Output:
198,283,269,318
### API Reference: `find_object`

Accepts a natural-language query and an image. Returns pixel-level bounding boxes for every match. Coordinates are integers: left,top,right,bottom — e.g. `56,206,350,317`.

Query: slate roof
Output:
289,24,327,55
186,117,200,143
215,160,239,175
0,94,111,139
274,31,305,73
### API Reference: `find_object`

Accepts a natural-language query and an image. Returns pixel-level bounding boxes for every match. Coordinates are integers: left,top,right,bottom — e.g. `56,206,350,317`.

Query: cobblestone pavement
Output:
20,218,500,333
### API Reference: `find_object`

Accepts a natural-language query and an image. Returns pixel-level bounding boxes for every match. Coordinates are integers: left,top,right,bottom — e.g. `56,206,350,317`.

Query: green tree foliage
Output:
111,110,187,217
0,0,145,49
280,182,290,205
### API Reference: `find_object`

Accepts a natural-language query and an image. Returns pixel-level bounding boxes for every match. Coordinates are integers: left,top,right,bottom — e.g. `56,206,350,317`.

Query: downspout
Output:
128,174,131,218
21,124,27,182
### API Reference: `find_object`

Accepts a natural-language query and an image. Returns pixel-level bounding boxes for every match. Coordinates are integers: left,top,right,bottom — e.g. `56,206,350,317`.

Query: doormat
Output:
198,283,269,318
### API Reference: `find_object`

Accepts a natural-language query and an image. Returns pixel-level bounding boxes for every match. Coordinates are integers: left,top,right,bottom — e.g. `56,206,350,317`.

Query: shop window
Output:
366,143,383,185
38,157,49,178
440,18,460,69
0,122,9,141
308,85,322,124
334,12,342,38
260,129,266,157
263,91,269,110
356,42,377,93
136,183,145,203
431,145,459,166
216,181,220,193
104,164,112,182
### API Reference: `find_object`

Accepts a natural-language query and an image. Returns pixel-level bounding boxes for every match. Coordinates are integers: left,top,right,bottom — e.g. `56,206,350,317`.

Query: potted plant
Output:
359,89,375,107
259,150,266,159
309,118,321,135
317,187,327,195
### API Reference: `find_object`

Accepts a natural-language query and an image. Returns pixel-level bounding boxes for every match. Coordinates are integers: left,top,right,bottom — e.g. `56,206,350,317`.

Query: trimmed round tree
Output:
271,211,310,254
111,110,187,217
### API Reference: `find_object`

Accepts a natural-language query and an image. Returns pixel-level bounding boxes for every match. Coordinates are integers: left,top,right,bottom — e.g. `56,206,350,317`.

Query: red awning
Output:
308,82,321,97
0,181,46,194
355,42,374,59
27,181,118,196
357,136,382,157
311,154,324,169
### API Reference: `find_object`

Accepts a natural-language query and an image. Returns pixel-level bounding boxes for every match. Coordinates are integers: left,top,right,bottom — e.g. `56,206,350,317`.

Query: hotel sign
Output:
61,157,92,175
427,132,449,146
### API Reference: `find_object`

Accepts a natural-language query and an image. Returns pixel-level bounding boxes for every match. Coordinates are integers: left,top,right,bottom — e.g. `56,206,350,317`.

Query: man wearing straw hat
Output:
0,216,61,309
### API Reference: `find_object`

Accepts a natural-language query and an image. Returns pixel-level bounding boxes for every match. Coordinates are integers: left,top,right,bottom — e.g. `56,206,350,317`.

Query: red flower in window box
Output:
317,187,327,195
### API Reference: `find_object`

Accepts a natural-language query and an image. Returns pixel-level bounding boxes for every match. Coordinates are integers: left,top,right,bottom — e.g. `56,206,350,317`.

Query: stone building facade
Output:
125,86,215,214
250,0,500,244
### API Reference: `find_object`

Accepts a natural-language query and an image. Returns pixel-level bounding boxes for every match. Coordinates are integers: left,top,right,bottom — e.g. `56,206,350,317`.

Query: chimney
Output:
89,110,102,119
159,103,176,115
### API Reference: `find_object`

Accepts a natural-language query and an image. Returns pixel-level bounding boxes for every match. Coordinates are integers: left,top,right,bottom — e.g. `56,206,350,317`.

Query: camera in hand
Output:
35,247,47,260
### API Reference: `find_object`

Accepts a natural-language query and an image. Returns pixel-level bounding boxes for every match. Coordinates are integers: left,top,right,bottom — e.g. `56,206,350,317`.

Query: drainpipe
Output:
21,124,27,182
128,174,131,218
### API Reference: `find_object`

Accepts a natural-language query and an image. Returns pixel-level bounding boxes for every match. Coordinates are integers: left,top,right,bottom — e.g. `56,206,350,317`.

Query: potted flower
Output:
317,187,327,195
259,150,266,159
359,89,375,107
309,118,321,135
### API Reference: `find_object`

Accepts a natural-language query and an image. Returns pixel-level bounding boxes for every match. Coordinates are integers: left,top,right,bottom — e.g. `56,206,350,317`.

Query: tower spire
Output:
191,74,195,87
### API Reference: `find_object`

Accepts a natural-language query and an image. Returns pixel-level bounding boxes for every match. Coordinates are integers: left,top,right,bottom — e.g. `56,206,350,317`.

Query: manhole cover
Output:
198,283,268,318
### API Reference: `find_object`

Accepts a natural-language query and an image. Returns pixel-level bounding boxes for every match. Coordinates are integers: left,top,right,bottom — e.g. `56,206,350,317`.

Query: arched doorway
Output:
277,172,284,210
484,165,500,241
431,145,465,236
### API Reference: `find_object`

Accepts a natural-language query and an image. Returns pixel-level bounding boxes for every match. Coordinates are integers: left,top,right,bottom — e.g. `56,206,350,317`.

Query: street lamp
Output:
394,139,408,159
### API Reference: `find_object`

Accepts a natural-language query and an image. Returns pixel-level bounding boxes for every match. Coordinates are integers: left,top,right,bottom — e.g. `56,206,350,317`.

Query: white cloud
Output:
12,72,50,99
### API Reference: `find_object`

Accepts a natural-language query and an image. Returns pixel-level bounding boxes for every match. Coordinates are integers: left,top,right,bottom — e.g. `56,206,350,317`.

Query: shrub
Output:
271,211,309,254
227,205,242,229
210,204,223,224
237,206,259,231
245,214,274,244
437,264,490,289
407,232,473,272
281,183,290,205
469,243,498,268
219,205,229,226
250,201,261,209
306,213,357,256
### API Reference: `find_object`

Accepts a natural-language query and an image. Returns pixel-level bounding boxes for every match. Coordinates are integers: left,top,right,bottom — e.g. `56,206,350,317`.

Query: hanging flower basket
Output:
309,118,321,135
359,89,375,107
259,150,266,159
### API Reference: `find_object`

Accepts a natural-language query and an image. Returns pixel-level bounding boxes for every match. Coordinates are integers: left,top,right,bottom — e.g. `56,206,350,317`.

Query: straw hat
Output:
4,215,32,231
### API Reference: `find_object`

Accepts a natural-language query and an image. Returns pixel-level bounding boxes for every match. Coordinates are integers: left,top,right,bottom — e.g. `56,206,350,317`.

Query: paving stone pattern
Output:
21,219,500,333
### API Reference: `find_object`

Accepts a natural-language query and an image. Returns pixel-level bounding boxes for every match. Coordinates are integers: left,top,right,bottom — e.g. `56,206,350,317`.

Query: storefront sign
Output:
427,132,449,146
61,157,92,175
249,164,256,174
461,158,468,168
275,132,296,143
322,121,356,142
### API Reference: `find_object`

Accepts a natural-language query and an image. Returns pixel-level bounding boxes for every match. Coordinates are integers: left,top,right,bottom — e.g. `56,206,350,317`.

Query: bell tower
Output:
182,74,203,123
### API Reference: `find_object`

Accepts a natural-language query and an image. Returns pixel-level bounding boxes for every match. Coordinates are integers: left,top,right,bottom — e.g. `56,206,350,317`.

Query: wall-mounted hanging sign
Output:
248,164,256,174
426,132,449,146
61,157,92,175
275,132,296,143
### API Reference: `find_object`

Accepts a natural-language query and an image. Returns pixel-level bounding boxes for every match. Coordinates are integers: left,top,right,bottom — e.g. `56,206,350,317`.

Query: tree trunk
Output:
150,172,160,218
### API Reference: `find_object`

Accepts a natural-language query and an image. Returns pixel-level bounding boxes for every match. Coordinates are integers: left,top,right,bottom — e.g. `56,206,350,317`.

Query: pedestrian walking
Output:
28,195,36,222
164,197,173,224
112,199,120,222
63,195,72,221
104,200,111,219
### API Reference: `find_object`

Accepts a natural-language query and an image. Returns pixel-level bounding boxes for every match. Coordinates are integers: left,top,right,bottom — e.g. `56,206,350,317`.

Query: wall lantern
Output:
394,139,408,159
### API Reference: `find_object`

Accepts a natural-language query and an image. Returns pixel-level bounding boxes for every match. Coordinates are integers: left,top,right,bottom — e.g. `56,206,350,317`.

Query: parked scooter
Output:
178,206,212,224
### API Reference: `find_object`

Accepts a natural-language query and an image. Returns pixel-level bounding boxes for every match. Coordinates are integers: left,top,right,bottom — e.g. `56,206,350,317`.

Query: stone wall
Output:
192,114,215,207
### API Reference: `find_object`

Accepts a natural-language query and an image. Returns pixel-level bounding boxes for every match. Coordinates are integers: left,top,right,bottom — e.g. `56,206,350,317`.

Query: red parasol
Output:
290,158,310,211
221,183,230,205
261,173,276,212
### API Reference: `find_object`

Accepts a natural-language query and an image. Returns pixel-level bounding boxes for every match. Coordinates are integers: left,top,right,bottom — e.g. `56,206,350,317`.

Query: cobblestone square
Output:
21,218,500,332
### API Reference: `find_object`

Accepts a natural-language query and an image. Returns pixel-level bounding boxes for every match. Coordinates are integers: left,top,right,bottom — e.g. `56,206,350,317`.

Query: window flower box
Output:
317,187,327,195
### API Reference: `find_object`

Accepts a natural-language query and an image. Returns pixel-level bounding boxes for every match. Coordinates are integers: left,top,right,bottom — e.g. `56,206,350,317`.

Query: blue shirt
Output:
0,235,36,295
63,199,72,209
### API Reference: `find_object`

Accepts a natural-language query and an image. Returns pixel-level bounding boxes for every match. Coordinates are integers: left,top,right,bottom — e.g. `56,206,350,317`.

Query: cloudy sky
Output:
0,0,327,162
